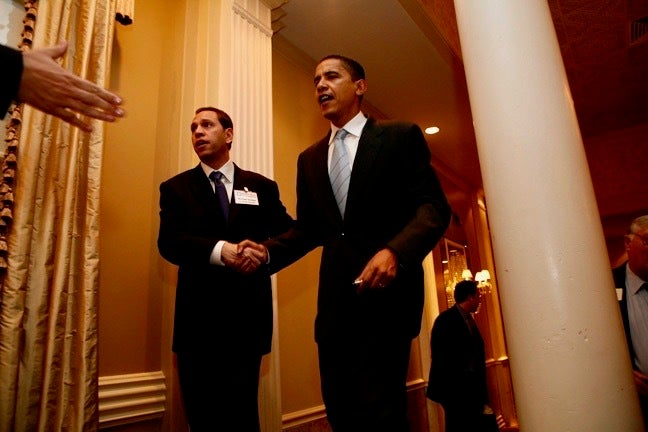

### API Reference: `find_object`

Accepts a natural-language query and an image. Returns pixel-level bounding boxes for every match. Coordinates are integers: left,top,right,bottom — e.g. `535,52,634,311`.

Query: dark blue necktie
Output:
209,171,229,220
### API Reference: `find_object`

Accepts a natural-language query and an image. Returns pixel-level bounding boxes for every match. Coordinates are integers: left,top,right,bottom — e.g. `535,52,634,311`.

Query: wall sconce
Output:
475,269,492,294
461,269,473,280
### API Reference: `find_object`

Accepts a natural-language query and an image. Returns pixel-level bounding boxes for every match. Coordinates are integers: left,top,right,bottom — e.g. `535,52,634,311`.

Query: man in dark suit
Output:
427,279,490,432
157,107,293,431
243,54,451,431
1,42,123,132
613,214,648,425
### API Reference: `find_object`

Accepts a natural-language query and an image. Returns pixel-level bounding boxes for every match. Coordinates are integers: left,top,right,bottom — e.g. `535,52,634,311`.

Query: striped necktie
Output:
329,128,350,217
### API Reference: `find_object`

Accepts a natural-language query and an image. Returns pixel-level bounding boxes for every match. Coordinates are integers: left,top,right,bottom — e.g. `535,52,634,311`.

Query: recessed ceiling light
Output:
425,126,440,135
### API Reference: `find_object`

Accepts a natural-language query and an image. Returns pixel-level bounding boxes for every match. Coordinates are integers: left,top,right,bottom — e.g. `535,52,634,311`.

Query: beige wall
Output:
100,0,189,429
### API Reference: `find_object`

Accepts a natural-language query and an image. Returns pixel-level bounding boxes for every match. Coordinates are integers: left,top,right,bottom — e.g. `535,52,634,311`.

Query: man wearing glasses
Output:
613,214,648,425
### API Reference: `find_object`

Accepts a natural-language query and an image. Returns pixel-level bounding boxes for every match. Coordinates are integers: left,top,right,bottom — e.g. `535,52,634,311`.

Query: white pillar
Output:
453,1,644,431
222,2,282,430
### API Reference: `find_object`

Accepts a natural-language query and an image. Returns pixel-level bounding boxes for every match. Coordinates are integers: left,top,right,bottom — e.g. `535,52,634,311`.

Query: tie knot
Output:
210,171,224,183
336,128,349,141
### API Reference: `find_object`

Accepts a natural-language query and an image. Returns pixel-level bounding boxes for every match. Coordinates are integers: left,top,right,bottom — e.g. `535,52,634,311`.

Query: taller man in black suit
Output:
157,107,294,431
613,214,648,426
244,54,451,431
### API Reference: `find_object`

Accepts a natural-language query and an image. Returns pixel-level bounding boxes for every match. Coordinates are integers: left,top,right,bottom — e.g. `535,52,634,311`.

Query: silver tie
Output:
329,128,351,217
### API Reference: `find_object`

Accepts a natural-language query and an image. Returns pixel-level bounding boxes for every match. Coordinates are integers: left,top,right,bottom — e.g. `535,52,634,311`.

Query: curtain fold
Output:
0,1,117,431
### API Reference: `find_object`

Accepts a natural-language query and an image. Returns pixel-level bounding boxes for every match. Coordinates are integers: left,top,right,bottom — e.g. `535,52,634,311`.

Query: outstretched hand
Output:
18,41,125,132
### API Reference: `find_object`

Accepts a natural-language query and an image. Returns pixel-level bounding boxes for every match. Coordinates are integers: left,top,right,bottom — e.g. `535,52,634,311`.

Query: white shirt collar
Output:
626,265,647,295
201,159,234,183
329,111,368,145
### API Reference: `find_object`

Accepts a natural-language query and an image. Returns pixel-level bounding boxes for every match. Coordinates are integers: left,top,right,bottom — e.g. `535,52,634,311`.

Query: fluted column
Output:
453,1,644,430
221,2,281,430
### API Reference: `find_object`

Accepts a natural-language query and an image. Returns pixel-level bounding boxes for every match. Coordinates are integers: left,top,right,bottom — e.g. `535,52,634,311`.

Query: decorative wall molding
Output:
282,404,328,429
98,371,166,429
281,379,427,429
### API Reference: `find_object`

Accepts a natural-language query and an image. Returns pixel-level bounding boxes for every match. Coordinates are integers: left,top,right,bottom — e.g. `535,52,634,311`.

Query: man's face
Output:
190,110,232,168
626,227,648,281
314,58,366,127
469,290,483,314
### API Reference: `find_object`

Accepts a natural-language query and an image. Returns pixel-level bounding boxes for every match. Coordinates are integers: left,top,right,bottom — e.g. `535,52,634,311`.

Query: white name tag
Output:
234,188,259,205
616,288,623,301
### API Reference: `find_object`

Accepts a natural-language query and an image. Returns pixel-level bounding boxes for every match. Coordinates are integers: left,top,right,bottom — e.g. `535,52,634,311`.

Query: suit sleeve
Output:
264,152,321,274
386,123,451,269
157,178,218,266
0,44,23,117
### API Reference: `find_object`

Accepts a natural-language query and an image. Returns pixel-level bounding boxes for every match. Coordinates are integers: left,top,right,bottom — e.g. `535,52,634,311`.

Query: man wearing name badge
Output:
613,214,648,426
157,106,294,431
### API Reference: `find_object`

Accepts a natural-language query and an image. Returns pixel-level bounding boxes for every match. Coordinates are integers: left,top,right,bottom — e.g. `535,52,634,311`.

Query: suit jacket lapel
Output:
191,164,226,223
346,118,382,215
229,164,244,222
311,134,344,222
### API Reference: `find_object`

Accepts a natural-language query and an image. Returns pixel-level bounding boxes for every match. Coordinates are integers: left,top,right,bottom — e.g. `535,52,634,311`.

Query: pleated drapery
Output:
0,1,130,430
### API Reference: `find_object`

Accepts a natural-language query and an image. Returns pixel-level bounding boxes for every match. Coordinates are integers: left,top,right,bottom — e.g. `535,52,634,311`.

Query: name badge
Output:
234,188,259,205
616,288,623,301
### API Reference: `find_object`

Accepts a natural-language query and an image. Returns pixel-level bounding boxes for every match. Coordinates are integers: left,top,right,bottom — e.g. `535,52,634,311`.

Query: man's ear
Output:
355,79,367,96
225,127,234,144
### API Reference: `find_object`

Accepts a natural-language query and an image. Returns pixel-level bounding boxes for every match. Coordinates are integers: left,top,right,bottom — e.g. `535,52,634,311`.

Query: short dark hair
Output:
454,279,478,303
194,106,234,131
318,54,366,81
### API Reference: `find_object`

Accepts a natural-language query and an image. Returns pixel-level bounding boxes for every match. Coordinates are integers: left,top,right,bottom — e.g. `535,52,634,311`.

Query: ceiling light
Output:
425,126,439,135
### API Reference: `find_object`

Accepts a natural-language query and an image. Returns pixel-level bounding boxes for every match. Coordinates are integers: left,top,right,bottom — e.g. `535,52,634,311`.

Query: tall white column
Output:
453,1,644,431
220,2,282,430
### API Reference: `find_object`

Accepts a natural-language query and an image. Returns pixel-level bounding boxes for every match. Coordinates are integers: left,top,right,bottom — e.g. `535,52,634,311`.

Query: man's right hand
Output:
238,240,268,267
221,241,262,274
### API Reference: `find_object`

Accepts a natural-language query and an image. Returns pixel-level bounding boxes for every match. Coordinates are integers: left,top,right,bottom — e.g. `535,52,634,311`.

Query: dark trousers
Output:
317,334,412,432
176,350,262,432
442,403,488,432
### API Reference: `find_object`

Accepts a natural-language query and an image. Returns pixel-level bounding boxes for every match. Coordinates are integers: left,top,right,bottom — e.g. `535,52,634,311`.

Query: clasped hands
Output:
221,240,268,274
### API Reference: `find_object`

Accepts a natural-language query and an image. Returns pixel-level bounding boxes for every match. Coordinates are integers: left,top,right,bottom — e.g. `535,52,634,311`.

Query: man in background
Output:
427,279,491,432
157,107,293,431
613,214,648,425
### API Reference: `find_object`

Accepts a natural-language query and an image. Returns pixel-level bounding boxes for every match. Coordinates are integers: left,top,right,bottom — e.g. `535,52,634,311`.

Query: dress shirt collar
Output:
201,159,234,184
626,265,648,295
329,111,367,145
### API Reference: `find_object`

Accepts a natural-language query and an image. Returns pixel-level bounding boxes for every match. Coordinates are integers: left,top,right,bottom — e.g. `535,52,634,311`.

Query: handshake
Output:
221,240,268,274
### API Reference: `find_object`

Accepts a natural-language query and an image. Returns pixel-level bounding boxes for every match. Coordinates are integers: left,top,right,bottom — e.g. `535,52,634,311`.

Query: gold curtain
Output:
0,0,120,430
